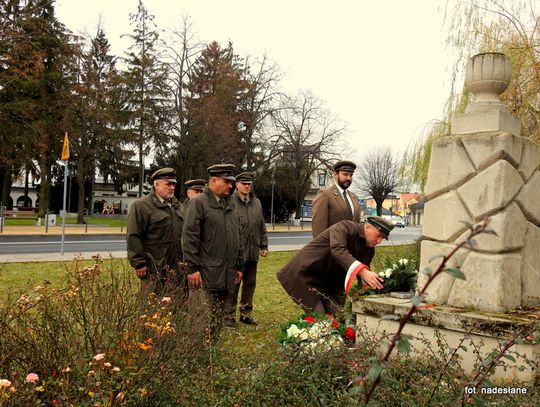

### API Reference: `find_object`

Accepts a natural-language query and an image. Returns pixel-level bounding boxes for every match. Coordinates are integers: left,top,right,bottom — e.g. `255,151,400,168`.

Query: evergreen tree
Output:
181,41,247,178
0,0,74,215
122,0,169,197
66,25,127,222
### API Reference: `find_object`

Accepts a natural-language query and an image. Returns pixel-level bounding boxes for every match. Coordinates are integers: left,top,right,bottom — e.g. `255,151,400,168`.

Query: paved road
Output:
0,232,312,255
0,227,421,259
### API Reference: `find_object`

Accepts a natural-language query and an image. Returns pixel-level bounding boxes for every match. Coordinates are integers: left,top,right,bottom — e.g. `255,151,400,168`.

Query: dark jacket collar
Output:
150,189,180,209
203,186,232,209
233,189,255,203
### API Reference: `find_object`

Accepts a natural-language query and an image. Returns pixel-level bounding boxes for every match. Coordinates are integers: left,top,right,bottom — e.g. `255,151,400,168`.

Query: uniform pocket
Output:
150,211,169,225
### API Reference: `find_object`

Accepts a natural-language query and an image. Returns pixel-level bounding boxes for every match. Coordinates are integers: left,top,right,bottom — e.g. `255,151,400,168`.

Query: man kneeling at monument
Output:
276,217,393,314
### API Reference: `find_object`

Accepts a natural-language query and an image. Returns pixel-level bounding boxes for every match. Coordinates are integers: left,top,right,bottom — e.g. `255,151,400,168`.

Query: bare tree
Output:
358,147,400,216
270,91,345,218
238,54,283,171
163,14,203,148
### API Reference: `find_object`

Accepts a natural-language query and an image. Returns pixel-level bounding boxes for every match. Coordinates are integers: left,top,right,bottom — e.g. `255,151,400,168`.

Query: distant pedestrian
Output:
311,160,361,237
127,167,185,298
182,164,244,335
225,172,268,326
277,217,393,314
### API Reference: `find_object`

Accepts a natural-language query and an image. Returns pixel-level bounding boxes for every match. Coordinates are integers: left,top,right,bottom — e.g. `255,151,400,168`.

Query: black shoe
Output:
239,315,258,325
225,319,237,328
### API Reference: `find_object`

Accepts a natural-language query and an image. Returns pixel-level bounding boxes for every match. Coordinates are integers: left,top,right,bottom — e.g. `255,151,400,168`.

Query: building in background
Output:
362,192,424,224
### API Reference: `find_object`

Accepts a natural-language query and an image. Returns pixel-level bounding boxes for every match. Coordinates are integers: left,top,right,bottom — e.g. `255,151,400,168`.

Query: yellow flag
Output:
61,132,70,161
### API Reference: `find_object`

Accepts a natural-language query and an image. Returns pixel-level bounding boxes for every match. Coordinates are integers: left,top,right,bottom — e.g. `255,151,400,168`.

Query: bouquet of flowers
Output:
278,313,356,352
365,258,418,295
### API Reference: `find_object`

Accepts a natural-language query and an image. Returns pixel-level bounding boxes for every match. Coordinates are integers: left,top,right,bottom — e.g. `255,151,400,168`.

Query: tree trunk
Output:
1,168,12,208
138,141,144,197
23,168,30,207
87,165,95,216
38,157,51,217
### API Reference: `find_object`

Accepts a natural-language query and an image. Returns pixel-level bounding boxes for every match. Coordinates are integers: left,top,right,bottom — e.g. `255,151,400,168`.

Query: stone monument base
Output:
352,296,539,384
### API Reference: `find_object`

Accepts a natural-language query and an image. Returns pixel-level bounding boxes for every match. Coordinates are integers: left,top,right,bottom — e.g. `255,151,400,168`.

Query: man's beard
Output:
338,180,351,190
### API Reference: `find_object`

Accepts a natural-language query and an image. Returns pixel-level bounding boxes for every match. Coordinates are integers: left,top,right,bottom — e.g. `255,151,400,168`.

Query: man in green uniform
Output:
184,179,206,205
182,164,244,335
225,172,268,327
127,167,185,298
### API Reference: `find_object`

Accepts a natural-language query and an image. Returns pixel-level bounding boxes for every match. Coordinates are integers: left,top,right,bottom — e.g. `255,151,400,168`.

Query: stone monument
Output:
418,52,540,313
352,53,539,383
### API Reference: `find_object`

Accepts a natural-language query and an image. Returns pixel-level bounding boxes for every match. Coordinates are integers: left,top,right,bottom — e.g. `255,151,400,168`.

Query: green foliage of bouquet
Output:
279,313,356,352
353,258,418,296
377,258,418,293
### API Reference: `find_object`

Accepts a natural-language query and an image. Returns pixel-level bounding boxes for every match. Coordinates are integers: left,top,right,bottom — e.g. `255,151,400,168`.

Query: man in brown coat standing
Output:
277,217,393,314
225,172,268,327
311,160,361,237
182,164,244,334
127,167,185,297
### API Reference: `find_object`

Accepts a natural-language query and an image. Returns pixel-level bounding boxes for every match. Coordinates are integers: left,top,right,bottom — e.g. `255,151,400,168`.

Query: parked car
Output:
393,218,405,228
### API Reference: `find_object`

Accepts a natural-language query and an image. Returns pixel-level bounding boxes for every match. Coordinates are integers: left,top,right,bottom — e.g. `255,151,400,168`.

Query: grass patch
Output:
0,258,130,302
2,218,39,226
0,246,414,360
3,216,127,227
220,251,300,363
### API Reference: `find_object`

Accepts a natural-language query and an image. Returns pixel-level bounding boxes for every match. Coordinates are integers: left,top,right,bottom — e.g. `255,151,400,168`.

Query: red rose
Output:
303,316,317,323
327,315,339,329
344,327,356,342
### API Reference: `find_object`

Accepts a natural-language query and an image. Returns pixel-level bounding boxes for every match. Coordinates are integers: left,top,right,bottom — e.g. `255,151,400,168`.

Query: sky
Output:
55,0,459,163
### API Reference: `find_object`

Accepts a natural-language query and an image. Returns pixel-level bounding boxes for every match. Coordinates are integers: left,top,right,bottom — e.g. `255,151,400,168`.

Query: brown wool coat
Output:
311,184,361,237
276,220,374,311
126,189,184,273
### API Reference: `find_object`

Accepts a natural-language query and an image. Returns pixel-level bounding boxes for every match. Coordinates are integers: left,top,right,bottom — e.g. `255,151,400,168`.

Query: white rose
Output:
286,324,302,338
298,330,310,341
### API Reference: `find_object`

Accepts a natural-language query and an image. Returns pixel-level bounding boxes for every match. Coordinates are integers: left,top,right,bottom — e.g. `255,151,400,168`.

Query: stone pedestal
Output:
352,296,539,384
419,52,540,312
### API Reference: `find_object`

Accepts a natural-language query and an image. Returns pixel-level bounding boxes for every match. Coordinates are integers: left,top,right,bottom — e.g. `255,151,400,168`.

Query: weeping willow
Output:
403,0,540,191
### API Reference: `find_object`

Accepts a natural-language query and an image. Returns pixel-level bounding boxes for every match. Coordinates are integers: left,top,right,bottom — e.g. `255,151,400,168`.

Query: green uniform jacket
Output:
126,189,184,273
182,187,244,291
232,190,268,262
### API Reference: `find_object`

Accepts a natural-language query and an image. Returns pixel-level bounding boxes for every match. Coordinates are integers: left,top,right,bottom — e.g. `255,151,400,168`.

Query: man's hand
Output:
260,249,269,257
359,267,384,290
235,271,243,284
135,266,149,278
188,271,202,289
